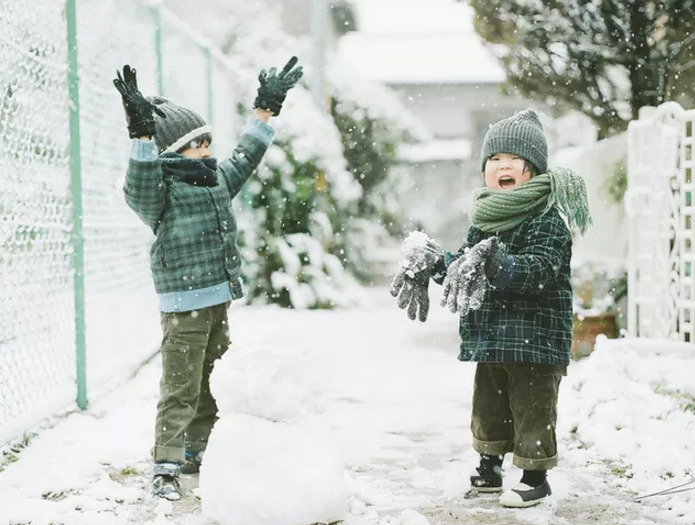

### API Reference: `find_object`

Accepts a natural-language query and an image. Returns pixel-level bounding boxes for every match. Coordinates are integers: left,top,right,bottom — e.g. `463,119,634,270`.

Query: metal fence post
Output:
154,4,164,96
66,0,87,410
205,46,214,126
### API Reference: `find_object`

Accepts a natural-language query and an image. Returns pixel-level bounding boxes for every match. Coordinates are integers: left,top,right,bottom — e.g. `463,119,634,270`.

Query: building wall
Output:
552,133,627,269
392,82,532,248
392,83,526,141
396,159,480,251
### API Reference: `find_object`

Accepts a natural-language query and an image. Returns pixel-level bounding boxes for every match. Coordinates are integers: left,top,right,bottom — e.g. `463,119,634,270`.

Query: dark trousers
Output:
471,362,566,471
153,302,230,464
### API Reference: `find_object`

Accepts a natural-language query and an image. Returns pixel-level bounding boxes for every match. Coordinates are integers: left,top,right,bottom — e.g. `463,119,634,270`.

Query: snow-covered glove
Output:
390,232,444,322
112,64,166,138
440,237,507,316
253,56,304,116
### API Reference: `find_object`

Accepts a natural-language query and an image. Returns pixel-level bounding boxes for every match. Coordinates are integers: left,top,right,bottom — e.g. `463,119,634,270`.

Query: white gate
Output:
626,102,695,342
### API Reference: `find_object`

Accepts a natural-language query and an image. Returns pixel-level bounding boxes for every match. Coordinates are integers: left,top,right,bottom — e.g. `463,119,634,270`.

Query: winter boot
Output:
181,449,204,475
151,462,182,500
470,454,504,493
499,470,551,508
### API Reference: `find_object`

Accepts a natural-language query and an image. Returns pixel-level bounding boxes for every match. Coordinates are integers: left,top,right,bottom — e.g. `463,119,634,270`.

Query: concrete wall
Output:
396,159,481,251
392,83,529,143
552,133,628,270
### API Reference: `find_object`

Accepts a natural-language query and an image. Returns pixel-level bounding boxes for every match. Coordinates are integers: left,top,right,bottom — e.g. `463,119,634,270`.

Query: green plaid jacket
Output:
123,124,271,310
445,208,573,365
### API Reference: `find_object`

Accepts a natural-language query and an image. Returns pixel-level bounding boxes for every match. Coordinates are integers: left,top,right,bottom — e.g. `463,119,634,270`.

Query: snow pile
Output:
200,343,347,525
562,335,695,522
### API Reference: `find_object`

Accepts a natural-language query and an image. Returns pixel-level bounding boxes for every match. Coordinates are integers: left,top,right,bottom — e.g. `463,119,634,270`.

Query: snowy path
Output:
0,287,686,525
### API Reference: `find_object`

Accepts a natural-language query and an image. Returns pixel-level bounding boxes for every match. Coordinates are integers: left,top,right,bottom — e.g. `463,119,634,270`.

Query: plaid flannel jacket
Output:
445,207,573,365
123,126,270,307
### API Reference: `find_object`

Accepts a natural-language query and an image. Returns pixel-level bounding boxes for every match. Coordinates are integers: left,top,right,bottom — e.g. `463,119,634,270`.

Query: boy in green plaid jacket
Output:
112,58,303,500
391,109,591,508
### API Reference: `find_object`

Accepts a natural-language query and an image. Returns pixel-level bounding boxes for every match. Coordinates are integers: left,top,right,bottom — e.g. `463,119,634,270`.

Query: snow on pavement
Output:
0,287,693,525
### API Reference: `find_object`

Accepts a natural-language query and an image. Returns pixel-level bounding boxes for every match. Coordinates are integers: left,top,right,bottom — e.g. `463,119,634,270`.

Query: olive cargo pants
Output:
471,362,566,470
153,302,230,464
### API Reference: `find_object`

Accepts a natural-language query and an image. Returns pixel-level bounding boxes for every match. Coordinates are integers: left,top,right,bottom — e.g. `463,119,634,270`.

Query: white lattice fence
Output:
626,102,695,342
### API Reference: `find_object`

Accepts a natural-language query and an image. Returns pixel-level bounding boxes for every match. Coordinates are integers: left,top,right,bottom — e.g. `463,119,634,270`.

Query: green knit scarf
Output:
470,167,592,234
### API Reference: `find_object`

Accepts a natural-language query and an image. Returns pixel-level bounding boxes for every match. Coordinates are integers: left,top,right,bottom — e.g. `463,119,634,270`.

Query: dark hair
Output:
524,160,538,177
481,156,539,177
176,131,213,154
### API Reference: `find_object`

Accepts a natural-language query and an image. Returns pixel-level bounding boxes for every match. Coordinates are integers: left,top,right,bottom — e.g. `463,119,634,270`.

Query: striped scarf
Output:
470,167,592,234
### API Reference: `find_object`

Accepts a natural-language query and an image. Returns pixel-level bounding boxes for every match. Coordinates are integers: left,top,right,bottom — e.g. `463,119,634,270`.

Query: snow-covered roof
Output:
397,138,472,163
337,32,505,85
336,0,505,85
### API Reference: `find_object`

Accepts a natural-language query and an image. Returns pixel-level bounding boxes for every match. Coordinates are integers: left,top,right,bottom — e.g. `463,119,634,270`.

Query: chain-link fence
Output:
0,0,246,447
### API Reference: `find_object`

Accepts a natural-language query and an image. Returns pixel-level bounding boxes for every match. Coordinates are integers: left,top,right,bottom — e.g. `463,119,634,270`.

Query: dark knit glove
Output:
253,56,304,116
441,237,507,316
113,65,166,138
390,233,444,322
482,237,508,280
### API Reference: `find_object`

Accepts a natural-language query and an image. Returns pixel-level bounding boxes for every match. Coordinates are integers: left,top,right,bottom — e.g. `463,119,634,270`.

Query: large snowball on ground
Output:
200,345,346,525
209,344,314,421
200,413,346,525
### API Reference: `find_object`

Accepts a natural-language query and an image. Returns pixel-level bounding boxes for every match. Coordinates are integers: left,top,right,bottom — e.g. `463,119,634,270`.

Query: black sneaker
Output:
469,455,504,493
499,480,552,508
152,462,182,500
470,471,503,493
180,449,204,475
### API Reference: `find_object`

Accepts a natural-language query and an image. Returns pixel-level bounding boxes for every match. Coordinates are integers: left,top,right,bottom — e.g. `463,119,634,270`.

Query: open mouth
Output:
498,175,515,189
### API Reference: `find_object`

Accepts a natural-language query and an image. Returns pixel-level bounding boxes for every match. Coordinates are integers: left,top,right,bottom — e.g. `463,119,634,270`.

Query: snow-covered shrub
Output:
166,0,427,305
236,89,364,308
326,64,429,282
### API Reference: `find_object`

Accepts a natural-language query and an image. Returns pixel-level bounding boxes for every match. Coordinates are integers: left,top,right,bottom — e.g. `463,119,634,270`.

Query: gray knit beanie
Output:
480,109,548,174
147,96,213,154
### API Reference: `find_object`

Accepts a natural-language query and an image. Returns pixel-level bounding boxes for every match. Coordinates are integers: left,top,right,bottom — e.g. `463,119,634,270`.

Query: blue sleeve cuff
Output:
444,251,458,268
130,139,159,161
491,255,514,289
242,117,275,146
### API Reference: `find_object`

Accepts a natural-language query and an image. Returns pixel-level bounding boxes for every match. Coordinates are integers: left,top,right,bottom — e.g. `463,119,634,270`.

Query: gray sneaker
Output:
152,462,182,500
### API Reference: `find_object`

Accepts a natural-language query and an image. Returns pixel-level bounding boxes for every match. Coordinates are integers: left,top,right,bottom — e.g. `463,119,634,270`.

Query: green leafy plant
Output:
603,158,627,205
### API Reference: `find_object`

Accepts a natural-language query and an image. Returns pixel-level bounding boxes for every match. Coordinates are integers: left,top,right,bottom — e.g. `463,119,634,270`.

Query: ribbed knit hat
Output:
480,109,548,174
147,96,213,155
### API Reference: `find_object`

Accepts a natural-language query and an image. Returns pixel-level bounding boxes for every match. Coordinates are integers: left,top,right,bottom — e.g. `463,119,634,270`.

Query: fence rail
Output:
0,0,246,447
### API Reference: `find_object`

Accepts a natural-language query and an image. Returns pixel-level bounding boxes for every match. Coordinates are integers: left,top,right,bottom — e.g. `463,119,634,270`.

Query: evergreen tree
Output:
468,0,695,138
238,138,360,309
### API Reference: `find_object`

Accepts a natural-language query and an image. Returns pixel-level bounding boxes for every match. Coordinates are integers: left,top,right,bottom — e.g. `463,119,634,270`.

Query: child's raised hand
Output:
113,64,165,138
253,56,304,117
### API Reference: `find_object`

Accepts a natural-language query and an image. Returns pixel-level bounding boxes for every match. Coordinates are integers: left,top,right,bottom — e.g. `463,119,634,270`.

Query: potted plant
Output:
571,265,626,359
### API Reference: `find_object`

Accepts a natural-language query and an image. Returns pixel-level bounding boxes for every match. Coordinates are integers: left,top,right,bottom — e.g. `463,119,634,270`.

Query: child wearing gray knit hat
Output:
113,57,303,501
146,96,213,155
391,108,592,508
480,109,548,175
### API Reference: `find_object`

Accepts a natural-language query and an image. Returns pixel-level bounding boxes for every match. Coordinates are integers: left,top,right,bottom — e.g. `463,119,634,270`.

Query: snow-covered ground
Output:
0,287,694,525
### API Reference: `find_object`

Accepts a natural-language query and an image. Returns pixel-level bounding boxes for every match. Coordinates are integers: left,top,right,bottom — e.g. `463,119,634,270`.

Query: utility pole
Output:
311,0,329,111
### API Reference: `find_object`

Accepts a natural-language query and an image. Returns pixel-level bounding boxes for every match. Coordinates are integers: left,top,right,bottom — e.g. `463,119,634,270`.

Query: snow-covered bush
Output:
235,83,364,308
165,0,426,305
326,64,429,283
